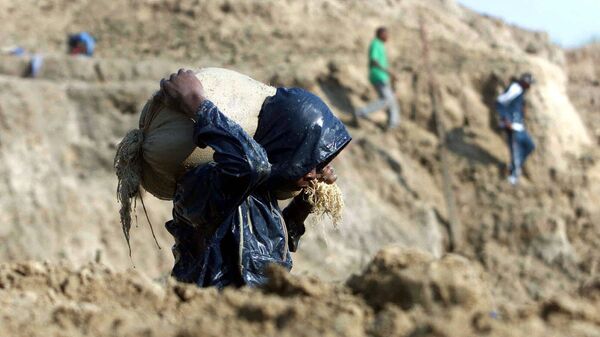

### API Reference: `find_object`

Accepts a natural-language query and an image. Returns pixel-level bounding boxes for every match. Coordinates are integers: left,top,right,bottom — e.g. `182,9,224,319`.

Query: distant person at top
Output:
496,73,536,185
1,46,44,78
353,26,400,130
68,32,95,56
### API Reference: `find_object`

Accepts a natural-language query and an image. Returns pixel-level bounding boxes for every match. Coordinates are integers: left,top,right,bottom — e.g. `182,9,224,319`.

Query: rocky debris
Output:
0,248,598,336
347,247,491,311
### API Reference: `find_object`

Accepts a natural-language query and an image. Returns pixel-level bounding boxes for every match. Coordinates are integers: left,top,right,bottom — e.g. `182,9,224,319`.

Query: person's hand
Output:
316,164,337,184
159,69,205,119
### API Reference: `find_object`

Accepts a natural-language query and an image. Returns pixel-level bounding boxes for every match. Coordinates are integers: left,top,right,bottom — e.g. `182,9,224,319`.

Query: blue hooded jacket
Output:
166,88,351,288
68,32,95,56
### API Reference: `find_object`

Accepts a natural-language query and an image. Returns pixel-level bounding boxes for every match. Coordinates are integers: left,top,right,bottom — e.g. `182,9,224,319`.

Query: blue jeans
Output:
507,130,535,177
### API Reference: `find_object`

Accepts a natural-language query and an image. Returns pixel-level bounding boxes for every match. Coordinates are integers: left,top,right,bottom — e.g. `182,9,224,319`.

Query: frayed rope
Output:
304,181,344,227
114,128,161,258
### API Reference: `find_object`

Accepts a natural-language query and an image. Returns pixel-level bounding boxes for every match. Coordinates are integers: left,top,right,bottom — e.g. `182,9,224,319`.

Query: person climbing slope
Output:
496,73,536,185
158,69,351,288
354,26,400,130
2,46,44,78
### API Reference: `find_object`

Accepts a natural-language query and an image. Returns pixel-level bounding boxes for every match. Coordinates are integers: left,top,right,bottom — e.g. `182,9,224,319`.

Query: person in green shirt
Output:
354,27,400,130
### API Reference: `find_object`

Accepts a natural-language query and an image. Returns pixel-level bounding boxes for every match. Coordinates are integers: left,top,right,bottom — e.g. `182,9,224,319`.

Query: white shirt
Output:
497,83,523,106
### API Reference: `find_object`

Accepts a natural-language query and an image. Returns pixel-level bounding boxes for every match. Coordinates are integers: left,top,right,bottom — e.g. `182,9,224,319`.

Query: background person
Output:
1,46,44,78
354,26,400,130
496,73,536,185
68,32,96,56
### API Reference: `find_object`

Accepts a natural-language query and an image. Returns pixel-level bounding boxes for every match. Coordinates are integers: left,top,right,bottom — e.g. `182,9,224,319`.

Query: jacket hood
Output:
254,87,351,184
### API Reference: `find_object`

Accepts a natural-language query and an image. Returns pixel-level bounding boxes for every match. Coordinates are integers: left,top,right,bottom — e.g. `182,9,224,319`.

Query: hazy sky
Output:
457,0,600,47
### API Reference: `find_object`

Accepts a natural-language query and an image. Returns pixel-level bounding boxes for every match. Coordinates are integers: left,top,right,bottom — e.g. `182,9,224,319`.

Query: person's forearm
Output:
173,100,271,227
283,193,313,224
193,100,271,184
497,83,523,106
282,193,313,252
371,60,392,75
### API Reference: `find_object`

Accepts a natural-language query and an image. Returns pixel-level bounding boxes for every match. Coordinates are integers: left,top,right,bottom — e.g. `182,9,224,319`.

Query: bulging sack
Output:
114,68,275,252
123,67,276,200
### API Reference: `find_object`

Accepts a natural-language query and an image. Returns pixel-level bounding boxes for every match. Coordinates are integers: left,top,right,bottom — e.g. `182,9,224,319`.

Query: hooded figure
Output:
68,32,96,56
165,83,351,288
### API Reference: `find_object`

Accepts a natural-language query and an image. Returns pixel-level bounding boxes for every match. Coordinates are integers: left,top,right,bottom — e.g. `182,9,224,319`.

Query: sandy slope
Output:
0,0,599,335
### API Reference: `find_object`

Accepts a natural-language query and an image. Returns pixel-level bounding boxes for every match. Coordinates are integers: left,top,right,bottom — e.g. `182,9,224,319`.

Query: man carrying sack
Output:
115,69,351,288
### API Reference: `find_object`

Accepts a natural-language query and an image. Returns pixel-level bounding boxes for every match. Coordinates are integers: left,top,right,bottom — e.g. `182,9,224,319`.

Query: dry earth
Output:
1,247,598,337
0,0,599,336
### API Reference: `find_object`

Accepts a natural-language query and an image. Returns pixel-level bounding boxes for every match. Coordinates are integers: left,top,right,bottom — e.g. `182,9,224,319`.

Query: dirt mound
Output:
1,247,597,337
347,247,491,311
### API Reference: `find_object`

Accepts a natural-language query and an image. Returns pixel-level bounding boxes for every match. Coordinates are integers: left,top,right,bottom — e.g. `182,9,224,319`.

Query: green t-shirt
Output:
368,38,389,85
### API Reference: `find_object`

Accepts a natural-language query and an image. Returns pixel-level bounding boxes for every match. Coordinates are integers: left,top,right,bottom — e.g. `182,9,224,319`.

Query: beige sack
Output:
114,68,275,252
139,68,276,200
